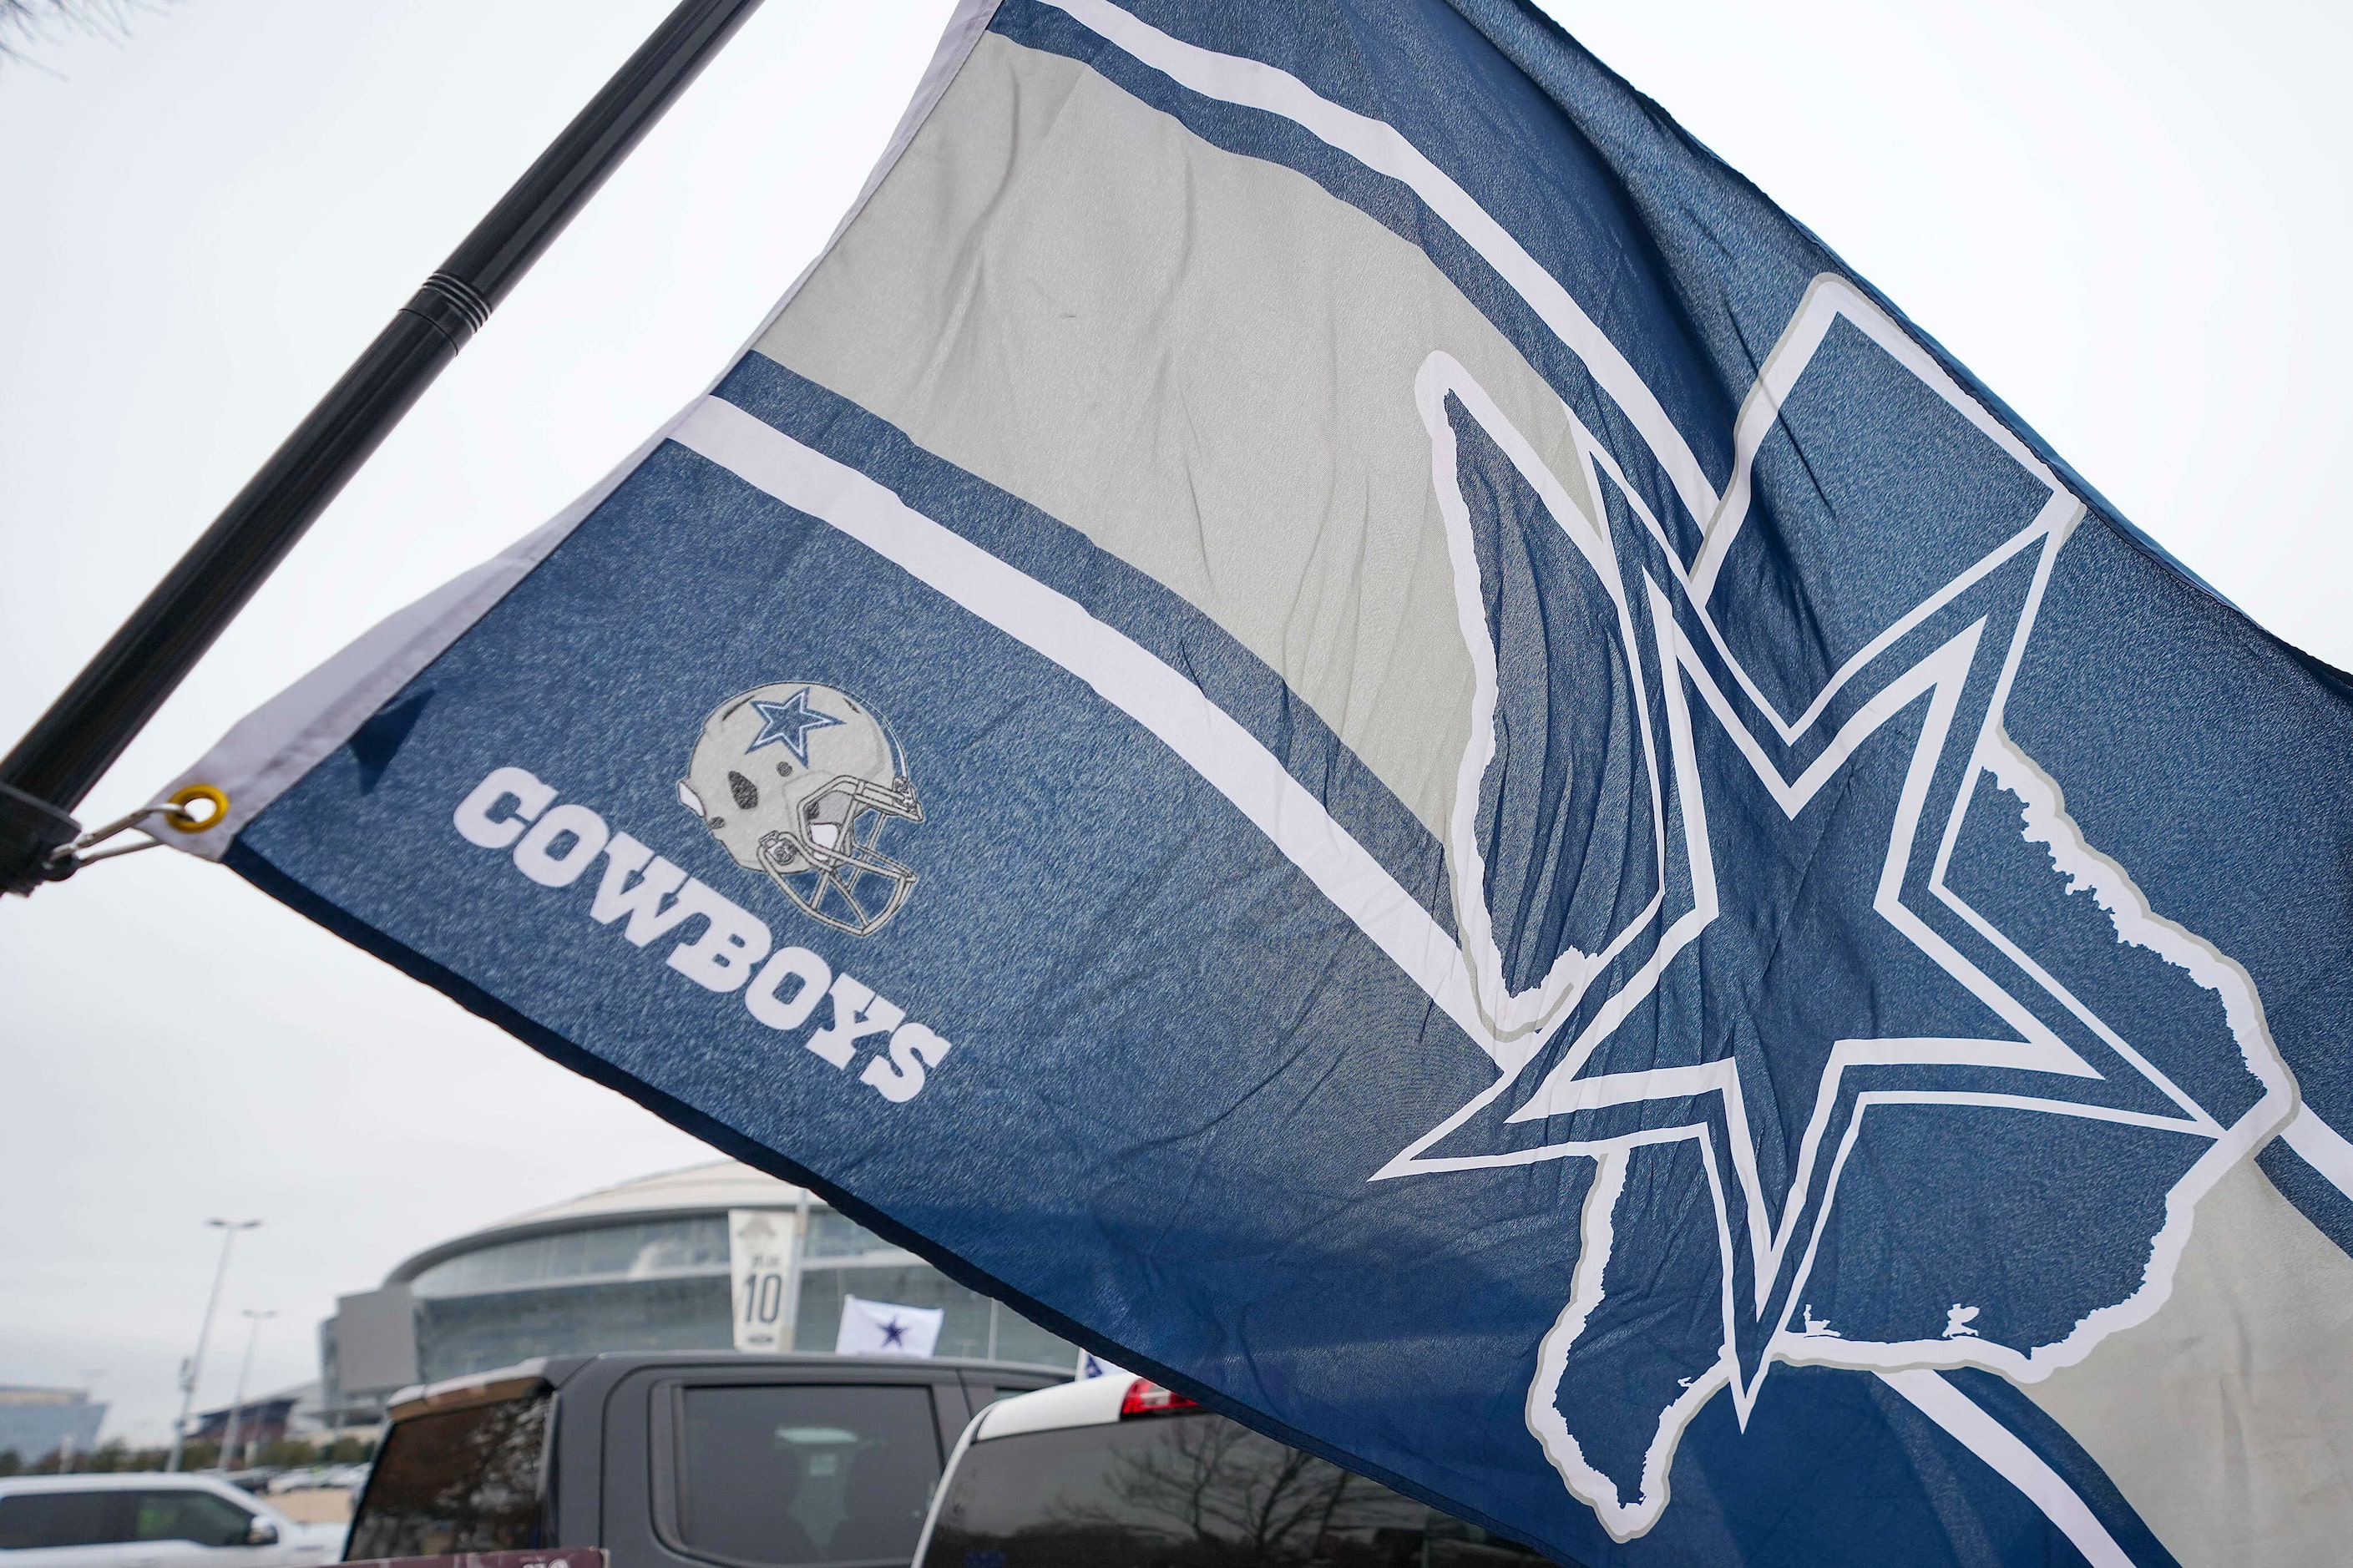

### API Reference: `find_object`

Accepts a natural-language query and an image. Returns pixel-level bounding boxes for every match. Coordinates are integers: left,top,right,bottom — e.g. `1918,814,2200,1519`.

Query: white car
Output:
911,1373,1568,1565
0,1474,343,1568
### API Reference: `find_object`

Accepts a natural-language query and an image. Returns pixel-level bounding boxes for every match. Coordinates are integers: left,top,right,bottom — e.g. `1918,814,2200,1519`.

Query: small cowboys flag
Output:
833,1294,944,1358
159,3,2353,1563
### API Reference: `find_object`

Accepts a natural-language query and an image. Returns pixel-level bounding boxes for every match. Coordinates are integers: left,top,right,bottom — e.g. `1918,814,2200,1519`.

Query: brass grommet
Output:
164,783,230,833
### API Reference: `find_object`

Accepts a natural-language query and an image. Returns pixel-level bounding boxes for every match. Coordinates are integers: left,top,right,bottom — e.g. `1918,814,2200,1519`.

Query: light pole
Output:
72,1371,103,1474
217,1310,275,1473
166,1218,260,1473
783,1188,812,1351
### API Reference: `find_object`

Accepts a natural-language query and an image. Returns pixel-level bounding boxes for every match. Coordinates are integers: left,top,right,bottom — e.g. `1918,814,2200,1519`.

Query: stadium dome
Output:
321,1161,1072,1418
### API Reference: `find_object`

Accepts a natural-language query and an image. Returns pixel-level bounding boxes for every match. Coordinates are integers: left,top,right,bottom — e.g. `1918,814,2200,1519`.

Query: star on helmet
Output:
745,687,843,766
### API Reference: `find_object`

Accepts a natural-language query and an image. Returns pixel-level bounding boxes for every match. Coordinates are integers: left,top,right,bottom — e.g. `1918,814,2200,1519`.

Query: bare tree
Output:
1,1,171,68
1047,1419,1420,1563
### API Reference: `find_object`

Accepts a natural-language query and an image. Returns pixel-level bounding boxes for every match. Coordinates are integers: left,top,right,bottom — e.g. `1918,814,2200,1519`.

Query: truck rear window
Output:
918,1414,1565,1566
347,1393,550,1560
673,1382,940,1567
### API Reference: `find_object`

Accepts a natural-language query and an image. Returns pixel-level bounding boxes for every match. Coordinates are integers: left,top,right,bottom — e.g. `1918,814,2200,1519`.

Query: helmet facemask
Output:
756,772,922,938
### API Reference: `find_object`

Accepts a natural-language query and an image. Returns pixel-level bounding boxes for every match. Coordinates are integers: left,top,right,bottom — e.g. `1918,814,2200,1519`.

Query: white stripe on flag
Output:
669,395,1491,1056
2281,1105,2353,1206
1878,1369,2133,1568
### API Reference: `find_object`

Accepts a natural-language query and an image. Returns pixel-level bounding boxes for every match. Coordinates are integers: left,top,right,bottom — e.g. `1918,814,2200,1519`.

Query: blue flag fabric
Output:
164,3,2353,1562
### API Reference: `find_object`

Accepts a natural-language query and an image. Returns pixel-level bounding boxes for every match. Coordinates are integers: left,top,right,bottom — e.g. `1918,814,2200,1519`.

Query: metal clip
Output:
39,784,230,880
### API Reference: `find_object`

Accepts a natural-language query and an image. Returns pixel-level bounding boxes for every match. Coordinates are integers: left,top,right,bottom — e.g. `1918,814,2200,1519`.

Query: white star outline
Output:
985,36,2296,1510
1370,276,2300,1541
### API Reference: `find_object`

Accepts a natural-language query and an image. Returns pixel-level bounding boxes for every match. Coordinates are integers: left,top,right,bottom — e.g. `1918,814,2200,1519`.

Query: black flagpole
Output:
0,0,766,895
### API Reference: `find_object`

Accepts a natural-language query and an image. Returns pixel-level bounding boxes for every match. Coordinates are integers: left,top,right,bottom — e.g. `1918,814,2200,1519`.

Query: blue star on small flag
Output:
746,687,841,766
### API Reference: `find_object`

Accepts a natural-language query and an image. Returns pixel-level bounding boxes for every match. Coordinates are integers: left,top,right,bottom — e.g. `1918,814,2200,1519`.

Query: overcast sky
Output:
2,0,2345,1445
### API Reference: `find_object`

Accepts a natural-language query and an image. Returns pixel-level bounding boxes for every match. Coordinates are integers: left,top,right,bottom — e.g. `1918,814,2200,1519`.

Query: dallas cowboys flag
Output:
159,1,2353,1562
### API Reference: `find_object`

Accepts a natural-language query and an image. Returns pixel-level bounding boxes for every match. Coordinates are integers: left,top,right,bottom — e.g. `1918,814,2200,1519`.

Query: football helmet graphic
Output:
677,683,922,938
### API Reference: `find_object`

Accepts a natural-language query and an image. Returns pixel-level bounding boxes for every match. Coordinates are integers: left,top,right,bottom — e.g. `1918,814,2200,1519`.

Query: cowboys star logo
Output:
1374,276,2296,1541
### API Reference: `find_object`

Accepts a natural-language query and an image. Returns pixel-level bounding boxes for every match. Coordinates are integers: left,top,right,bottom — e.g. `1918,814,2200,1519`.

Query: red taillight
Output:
1119,1378,1202,1417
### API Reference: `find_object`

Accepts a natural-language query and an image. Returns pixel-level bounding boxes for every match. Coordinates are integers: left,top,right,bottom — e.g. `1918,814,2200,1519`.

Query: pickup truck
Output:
344,1353,1065,1568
